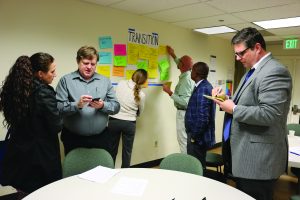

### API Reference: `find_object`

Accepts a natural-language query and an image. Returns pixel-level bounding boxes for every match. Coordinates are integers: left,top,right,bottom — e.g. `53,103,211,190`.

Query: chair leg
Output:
298,177,300,194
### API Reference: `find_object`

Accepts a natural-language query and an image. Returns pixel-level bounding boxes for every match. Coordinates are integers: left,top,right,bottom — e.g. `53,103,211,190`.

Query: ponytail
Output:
131,69,148,104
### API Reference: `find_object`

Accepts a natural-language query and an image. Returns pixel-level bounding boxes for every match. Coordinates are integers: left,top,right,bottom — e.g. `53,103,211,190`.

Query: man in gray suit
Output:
213,27,292,200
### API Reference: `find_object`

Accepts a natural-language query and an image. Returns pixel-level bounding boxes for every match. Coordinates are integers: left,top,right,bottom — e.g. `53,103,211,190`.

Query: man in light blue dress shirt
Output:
56,46,120,155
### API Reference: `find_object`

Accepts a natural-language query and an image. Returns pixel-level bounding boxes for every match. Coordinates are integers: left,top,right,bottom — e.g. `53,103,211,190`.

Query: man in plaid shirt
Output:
185,62,216,171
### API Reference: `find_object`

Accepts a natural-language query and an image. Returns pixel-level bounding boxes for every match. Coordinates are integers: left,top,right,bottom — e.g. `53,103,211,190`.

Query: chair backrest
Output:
287,124,300,136
159,153,203,175
62,148,114,178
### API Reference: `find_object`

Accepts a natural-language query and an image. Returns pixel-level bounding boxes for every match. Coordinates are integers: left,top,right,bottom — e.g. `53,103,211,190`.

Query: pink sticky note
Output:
114,44,127,56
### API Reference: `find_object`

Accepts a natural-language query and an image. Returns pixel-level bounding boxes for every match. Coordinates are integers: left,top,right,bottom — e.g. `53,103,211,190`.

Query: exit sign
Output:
284,39,299,49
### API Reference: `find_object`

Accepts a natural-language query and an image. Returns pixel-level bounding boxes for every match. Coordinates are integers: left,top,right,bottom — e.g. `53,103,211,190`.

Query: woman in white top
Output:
108,69,148,168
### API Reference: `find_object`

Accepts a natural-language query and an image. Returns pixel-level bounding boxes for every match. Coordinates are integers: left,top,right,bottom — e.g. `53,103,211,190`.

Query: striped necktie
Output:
223,68,255,141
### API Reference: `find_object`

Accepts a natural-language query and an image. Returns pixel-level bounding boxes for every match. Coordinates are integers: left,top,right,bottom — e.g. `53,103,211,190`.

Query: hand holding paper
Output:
164,81,172,88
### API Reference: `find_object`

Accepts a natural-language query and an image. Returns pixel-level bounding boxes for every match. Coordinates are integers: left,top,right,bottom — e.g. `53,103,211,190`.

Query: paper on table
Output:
111,176,148,196
289,146,300,156
78,166,120,183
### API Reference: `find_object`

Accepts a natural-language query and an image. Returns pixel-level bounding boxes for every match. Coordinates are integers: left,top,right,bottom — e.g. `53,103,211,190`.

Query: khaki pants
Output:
176,110,188,153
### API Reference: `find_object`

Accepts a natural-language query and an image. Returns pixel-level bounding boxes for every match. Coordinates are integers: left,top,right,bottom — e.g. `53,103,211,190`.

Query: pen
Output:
215,87,222,97
290,151,300,156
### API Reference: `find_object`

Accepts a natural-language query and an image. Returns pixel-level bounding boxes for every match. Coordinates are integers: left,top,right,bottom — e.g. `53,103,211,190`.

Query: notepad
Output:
203,94,225,102
164,81,172,88
111,176,148,196
78,166,120,183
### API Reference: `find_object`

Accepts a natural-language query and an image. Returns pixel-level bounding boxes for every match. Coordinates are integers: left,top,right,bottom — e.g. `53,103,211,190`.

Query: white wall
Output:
268,44,300,124
0,0,234,166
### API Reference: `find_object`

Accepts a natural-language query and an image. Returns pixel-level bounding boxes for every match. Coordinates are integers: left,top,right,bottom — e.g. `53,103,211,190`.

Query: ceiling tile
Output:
206,0,299,13
83,0,125,6
229,23,264,31
267,27,300,37
233,3,300,22
145,3,224,23
110,0,200,15
173,14,246,29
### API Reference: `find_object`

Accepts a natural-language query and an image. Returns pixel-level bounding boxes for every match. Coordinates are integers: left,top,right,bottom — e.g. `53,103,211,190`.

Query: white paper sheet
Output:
111,176,148,196
78,166,120,183
290,146,300,156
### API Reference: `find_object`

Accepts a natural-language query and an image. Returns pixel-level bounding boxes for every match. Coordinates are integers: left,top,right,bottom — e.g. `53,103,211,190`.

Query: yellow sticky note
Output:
126,70,135,80
97,65,110,77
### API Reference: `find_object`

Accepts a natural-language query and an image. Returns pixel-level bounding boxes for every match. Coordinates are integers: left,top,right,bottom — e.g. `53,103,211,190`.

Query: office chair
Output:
204,152,226,182
62,148,114,178
290,195,300,200
206,152,224,173
287,124,300,136
287,124,300,194
159,153,203,175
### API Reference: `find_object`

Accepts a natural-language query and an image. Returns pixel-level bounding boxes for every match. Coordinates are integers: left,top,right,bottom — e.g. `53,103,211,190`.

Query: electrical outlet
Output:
154,140,158,147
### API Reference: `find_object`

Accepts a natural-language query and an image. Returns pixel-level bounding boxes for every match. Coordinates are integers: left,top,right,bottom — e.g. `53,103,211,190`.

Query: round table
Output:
23,168,254,200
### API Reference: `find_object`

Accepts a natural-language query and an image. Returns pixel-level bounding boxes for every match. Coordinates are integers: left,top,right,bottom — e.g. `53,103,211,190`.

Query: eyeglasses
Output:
234,47,250,58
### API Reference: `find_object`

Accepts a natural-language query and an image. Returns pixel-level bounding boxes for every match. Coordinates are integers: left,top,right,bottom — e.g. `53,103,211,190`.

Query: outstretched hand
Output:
162,84,173,96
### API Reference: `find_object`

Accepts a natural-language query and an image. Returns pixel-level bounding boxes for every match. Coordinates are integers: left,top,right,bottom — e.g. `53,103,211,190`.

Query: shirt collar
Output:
195,79,203,87
179,70,191,78
252,52,271,70
73,70,101,82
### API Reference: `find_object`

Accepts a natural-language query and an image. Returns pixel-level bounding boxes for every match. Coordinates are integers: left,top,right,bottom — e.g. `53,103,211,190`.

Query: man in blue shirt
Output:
56,46,120,155
185,62,216,170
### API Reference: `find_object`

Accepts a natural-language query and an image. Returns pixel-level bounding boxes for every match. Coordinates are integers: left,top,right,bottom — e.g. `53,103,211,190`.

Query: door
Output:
276,56,300,124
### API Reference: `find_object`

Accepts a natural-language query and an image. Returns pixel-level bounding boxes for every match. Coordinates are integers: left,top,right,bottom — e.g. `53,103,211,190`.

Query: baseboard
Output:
130,142,222,168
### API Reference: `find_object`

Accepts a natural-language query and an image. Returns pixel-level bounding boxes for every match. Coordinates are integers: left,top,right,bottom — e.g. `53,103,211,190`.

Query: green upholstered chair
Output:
206,152,224,173
287,124,300,136
159,153,203,175
62,148,114,178
290,195,300,200
288,124,300,196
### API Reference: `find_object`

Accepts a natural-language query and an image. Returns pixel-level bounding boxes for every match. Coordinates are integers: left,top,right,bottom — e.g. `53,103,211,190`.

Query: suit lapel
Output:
233,54,273,102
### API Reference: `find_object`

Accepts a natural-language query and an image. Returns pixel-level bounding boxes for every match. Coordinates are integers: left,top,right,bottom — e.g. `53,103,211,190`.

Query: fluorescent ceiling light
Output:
253,17,300,29
194,26,236,35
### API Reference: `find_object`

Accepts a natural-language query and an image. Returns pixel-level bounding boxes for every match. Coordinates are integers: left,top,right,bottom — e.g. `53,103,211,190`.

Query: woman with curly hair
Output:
0,53,62,193
108,69,148,168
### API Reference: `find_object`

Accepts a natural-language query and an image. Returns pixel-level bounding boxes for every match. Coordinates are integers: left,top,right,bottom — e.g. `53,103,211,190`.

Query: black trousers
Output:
222,138,232,178
107,118,136,168
187,134,207,170
236,178,277,200
61,127,111,156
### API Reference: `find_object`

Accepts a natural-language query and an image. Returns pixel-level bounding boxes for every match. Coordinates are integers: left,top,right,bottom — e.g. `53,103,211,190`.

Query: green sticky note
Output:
160,71,169,81
114,56,127,66
159,59,170,71
137,60,148,70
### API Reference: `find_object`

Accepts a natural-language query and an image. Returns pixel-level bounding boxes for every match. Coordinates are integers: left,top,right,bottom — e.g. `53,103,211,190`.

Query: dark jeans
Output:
107,118,136,168
187,134,207,170
61,127,111,156
236,178,277,200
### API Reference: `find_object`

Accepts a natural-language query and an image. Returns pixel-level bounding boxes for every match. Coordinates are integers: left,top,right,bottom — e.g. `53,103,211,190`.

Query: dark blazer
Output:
185,79,216,148
231,53,292,179
1,79,63,193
